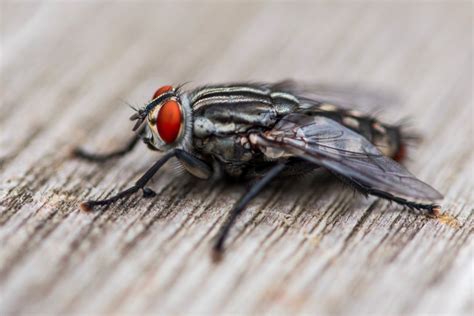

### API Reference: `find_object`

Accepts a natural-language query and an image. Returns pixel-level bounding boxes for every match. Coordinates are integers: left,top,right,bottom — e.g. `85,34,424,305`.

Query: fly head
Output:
131,85,193,152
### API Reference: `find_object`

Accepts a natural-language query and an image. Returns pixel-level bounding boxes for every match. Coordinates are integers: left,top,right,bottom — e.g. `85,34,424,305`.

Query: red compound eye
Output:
152,85,173,100
156,100,182,144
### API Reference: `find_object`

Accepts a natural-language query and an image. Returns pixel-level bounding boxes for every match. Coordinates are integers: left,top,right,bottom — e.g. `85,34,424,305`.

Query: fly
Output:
73,81,443,261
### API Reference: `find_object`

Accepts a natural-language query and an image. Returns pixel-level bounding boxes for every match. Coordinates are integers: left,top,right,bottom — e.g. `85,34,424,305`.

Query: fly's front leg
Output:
175,150,212,180
212,163,286,262
79,150,176,212
73,134,140,162
72,127,145,162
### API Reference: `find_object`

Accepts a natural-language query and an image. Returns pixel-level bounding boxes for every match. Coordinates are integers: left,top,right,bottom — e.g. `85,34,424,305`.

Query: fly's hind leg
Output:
212,163,286,262
335,174,441,216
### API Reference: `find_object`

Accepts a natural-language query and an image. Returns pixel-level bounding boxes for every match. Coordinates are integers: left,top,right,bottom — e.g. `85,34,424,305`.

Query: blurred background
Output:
0,1,472,315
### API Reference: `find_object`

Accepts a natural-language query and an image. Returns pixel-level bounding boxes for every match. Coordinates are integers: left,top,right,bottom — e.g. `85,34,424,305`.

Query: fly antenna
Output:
130,110,147,131
129,90,176,131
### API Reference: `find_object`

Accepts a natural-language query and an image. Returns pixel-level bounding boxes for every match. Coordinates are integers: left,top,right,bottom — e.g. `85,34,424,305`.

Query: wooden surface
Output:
0,2,472,315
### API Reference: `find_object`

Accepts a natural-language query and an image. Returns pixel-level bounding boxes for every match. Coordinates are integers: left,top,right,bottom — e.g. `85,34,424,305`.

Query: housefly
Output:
73,81,443,260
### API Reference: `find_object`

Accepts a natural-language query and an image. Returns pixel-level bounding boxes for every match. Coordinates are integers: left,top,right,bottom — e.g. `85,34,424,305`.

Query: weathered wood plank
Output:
0,2,472,315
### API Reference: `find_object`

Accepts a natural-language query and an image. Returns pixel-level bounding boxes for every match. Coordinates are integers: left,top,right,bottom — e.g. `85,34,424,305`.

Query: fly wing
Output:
254,113,442,208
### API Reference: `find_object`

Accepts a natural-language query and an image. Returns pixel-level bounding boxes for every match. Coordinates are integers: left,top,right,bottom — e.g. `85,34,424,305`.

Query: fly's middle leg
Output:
212,163,286,262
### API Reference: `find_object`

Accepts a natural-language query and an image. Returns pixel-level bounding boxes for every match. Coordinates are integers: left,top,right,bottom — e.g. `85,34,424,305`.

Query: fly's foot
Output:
211,246,224,264
142,187,157,198
432,205,441,217
71,147,98,161
79,198,114,212
426,205,442,219
79,201,94,212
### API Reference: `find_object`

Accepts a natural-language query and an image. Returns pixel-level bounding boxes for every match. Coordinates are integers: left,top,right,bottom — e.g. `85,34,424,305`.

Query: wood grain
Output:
0,2,472,315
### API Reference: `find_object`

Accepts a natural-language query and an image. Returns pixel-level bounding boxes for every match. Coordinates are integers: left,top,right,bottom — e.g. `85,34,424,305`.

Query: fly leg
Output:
79,150,176,212
335,174,441,216
72,133,142,162
212,163,286,262
73,125,148,162
140,150,212,198
175,150,212,180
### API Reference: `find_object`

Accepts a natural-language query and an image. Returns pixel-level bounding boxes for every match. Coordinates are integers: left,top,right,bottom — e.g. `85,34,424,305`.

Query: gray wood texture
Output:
1,2,472,315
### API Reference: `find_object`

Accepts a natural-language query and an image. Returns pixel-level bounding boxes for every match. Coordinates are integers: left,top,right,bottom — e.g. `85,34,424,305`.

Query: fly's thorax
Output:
193,102,278,137
190,90,276,163
193,134,255,164
190,84,301,139
188,85,303,173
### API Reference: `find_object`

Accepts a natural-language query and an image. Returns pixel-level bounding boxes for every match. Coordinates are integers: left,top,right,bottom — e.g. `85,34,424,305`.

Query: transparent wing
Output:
255,113,442,208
